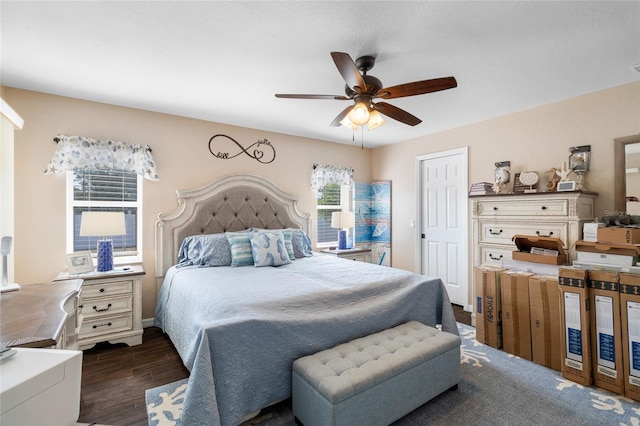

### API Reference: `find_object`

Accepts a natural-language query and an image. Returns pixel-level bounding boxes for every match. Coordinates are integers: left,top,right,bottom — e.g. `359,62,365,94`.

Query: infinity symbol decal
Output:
208,134,276,164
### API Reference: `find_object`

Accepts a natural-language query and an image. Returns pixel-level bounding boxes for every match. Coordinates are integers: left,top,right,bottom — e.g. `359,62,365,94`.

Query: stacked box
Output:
529,275,562,371
558,267,592,386
500,270,534,360
620,273,640,402
588,270,624,395
474,266,505,348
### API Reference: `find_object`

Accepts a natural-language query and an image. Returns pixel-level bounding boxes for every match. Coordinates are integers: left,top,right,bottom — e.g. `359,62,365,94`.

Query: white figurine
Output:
555,161,572,182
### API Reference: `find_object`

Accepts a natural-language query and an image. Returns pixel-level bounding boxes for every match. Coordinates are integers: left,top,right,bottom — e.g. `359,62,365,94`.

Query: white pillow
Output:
249,230,292,267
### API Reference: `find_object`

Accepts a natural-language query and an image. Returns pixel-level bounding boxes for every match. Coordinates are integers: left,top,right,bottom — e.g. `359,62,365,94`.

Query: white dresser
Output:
471,191,597,268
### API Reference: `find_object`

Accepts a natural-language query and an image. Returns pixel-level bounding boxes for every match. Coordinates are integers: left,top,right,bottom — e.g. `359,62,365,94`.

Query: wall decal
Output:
208,134,276,164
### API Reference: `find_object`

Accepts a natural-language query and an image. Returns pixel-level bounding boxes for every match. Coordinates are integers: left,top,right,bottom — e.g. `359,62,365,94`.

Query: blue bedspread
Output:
154,254,457,426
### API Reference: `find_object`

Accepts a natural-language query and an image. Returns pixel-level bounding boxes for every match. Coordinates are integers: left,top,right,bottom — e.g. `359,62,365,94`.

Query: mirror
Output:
615,135,640,215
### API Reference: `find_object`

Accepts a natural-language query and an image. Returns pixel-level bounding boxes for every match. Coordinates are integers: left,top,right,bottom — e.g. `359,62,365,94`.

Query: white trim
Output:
0,98,24,130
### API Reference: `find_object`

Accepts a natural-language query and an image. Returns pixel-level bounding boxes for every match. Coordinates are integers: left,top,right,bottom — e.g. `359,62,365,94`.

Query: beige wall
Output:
6,82,640,320
371,81,640,306
5,88,372,319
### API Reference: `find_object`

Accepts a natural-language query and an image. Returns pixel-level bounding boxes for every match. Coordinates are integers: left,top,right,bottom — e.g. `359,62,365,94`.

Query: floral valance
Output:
310,163,354,190
44,134,159,181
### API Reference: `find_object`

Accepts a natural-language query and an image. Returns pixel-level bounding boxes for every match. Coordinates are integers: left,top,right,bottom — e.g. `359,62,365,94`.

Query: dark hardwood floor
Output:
78,304,472,425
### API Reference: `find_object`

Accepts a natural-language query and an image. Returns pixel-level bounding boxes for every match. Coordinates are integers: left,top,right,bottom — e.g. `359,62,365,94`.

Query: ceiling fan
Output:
275,52,457,130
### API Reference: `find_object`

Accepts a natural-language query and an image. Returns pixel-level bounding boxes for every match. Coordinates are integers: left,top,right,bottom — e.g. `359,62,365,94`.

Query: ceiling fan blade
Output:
377,77,457,99
329,105,354,127
275,94,350,100
331,52,367,92
372,102,422,126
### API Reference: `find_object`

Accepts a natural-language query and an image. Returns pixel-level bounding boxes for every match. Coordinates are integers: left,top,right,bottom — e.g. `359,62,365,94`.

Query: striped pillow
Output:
225,231,254,267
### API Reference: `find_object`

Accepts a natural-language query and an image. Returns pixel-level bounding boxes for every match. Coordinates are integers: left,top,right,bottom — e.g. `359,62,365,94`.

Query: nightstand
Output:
54,265,144,350
320,248,372,263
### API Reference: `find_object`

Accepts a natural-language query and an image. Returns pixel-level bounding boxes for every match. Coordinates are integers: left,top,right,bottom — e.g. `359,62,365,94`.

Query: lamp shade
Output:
80,211,126,237
331,212,355,229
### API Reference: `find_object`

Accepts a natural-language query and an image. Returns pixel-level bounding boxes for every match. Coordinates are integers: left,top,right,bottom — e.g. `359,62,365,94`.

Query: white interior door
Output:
416,148,468,308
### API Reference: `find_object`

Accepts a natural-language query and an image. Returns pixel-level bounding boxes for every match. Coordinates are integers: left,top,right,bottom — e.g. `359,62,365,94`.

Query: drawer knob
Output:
489,254,503,261
536,231,554,237
541,206,547,210
92,322,112,329
99,288,105,293
93,303,112,313
489,229,503,236
493,206,498,211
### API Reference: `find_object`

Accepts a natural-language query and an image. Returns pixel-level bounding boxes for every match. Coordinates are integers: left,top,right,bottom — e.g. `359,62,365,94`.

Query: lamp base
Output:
338,230,347,250
97,240,114,272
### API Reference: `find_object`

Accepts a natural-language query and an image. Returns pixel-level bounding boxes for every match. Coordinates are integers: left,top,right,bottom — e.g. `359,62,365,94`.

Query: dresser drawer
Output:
81,294,133,319
82,279,132,298
80,313,133,339
479,221,568,247
476,198,568,217
479,245,513,267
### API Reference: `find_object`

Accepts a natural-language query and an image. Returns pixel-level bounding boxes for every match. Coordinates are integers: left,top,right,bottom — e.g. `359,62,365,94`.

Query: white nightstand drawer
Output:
80,313,133,338
81,279,132,298
81,294,133,319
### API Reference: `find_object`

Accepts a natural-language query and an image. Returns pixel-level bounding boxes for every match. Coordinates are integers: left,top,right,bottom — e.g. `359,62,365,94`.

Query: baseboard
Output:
142,317,155,328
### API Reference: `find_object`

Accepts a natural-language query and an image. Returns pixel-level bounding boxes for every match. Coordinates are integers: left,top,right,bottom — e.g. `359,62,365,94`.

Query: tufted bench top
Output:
293,321,461,405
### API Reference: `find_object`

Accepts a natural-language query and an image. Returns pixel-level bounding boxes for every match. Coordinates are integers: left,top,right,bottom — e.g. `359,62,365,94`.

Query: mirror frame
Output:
615,134,640,214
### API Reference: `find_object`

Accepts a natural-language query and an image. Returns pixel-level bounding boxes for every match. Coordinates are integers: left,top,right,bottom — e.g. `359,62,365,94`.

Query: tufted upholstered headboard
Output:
155,174,311,284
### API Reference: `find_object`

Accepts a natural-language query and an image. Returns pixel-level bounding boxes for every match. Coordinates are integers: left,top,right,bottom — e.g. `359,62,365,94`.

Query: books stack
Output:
469,182,495,196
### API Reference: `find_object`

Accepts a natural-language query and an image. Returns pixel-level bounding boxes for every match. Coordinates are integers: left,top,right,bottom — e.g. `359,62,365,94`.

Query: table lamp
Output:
80,211,126,272
331,212,355,250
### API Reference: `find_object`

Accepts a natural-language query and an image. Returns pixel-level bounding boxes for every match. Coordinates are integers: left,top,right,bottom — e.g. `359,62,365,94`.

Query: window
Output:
316,183,350,246
66,170,142,264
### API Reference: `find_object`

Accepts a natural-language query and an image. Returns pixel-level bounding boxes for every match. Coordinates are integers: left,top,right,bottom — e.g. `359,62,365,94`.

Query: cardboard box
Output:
501,270,534,360
474,266,505,349
620,272,640,401
558,267,592,386
512,235,568,265
598,227,640,245
576,240,640,267
529,274,562,371
588,270,624,395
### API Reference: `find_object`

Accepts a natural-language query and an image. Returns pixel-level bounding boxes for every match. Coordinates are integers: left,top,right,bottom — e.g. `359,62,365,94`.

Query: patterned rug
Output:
146,323,640,425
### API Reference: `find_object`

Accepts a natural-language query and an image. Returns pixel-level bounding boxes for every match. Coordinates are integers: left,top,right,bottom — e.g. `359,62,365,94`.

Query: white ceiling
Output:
1,1,639,148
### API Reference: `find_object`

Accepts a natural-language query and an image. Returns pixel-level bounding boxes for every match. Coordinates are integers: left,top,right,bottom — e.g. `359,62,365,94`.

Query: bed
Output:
154,174,458,426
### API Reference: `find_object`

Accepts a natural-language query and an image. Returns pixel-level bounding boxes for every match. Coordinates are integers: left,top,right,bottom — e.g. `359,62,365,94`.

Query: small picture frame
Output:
65,251,94,275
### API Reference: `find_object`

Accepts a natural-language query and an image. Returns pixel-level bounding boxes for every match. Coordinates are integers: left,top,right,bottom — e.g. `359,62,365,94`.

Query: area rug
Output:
146,323,640,425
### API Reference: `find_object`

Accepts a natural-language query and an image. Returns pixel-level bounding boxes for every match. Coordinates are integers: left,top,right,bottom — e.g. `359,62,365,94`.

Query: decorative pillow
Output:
249,230,292,267
291,228,313,258
249,228,295,261
177,233,232,267
225,231,254,267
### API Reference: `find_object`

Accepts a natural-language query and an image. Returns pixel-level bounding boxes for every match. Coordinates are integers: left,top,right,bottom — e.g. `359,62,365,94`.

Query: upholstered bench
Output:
292,321,461,426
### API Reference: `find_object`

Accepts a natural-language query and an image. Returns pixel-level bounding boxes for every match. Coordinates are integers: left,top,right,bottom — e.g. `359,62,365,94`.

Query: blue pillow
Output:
225,231,254,267
249,228,295,261
249,230,292,267
291,229,313,258
177,233,231,266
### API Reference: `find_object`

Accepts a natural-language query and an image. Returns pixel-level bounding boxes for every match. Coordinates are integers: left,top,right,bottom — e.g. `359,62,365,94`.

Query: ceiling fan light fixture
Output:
367,110,385,130
347,101,370,126
339,115,358,131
